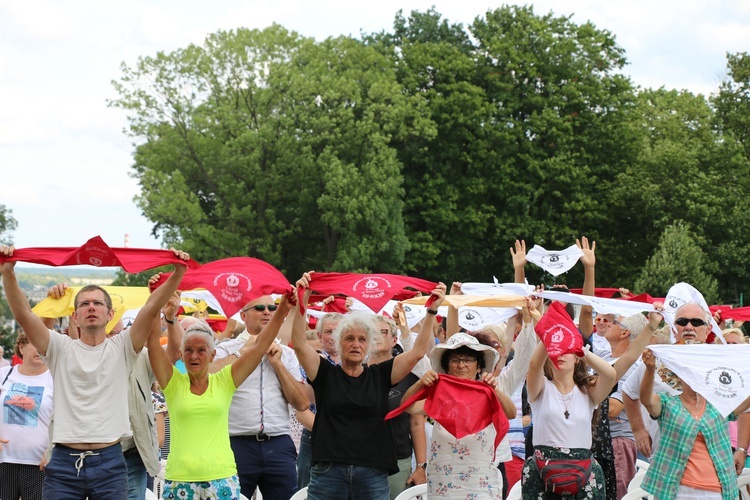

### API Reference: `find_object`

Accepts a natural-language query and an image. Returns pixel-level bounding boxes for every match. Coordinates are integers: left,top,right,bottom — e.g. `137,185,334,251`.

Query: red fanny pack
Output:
533,450,593,496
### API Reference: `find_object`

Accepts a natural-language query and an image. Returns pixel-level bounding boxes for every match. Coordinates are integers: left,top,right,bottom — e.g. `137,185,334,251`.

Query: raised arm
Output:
612,308,662,381
266,343,309,411
0,246,51,355
158,287,184,364
130,249,190,353
147,316,174,390
527,342,548,403
577,237,595,340
292,273,322,382
583,347,617,406
445,281,462,337
392,283,446,385
639,349,661,418
231,293,293,388
510,239,527,284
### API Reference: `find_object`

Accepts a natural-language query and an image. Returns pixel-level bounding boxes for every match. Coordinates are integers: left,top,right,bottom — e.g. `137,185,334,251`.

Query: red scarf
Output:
0,236,200,272
300,272,438,313
386,374,509,459
535,301,584,368
151,257,291,317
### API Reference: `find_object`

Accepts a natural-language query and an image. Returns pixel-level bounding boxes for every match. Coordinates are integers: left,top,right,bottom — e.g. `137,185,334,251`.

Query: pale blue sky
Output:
1,0,748,250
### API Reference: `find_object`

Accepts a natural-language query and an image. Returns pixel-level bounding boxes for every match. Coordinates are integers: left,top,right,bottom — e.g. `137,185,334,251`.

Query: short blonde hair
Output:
721,328,747,344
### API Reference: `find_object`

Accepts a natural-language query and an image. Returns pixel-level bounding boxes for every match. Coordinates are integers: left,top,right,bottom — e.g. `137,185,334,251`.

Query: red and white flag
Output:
151,257,290,318
534,301,584,368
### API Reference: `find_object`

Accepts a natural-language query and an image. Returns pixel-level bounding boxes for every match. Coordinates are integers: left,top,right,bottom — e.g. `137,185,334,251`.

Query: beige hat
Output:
430,332,499,375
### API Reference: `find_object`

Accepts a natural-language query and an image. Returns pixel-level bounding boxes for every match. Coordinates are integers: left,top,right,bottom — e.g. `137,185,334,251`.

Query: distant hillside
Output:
13,267,117,302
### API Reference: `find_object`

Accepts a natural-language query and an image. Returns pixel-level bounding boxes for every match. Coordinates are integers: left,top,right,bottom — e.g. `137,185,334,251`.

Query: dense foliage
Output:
110,6,750,303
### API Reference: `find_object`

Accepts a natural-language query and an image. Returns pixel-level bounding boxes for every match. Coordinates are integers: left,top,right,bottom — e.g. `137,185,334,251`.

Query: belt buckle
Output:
255,433,269,441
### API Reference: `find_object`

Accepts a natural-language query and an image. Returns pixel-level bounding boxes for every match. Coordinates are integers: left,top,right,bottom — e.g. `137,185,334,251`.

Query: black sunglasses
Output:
244,304,278,312
674,317,707,327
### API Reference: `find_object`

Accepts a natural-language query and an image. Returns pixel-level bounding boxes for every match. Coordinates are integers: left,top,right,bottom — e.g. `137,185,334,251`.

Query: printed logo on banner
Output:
461,308,484,329
352,277,392,300
540,254,565,270
213,273,253,303
704,366,744,400
75,242,116,267
543,324,577,357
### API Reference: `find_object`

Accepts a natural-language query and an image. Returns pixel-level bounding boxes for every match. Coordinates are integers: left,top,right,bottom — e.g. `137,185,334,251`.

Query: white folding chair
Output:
738,473,750,500
145,489,158,500
394,483,428,500
620,487,653,500
627,470,647,492
290,486,308,499
635,458,650,472
506,480,522,500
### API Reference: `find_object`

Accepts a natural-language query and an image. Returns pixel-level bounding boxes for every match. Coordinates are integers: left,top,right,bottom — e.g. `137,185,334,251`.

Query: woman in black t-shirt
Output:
292,273,445,500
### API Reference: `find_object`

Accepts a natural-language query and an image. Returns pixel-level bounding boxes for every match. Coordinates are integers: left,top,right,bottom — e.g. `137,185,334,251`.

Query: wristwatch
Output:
417,462,427,469
233,351,242,360
737,447,748,456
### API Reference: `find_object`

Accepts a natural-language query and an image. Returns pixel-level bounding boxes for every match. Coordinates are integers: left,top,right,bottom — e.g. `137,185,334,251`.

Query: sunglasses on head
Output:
674,317,707,327
244,304,278,312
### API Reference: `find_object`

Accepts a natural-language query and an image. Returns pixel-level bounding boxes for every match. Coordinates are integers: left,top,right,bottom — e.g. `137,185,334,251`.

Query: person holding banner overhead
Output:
522,299,616,499
639,342,750,500
292,272,444,500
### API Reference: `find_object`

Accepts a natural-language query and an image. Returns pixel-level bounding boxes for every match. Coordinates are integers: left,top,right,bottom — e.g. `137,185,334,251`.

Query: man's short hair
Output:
620,313,647,341
74,285,113,310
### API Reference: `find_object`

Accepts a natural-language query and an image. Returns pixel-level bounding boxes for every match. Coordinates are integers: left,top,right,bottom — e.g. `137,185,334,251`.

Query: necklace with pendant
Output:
557,387,573,419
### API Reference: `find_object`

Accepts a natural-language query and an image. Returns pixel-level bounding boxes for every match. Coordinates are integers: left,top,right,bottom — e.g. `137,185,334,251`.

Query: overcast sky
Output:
1,0,748,251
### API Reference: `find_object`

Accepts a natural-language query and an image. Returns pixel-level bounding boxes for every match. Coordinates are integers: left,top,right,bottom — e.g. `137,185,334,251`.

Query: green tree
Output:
714,52,750,160
111,267,171,287
0,205,16,245
366,6,637,284
112,26,431,278
609,88,750,301
634,222,718,303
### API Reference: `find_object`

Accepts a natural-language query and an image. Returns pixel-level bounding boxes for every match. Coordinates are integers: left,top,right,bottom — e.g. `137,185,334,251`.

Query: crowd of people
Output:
0,238,749,500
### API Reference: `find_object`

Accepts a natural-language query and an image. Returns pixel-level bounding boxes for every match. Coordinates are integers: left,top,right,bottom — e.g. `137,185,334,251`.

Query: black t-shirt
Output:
388,371,419,460
310,358,397,473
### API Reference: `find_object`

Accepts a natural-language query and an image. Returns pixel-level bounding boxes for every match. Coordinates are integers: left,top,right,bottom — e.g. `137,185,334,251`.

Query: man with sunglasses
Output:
621,302,710,463
211,295,309,499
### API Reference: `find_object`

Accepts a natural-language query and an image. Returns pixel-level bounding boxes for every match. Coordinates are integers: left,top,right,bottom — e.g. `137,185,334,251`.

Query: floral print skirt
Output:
521,446,605,500
162,475,241,500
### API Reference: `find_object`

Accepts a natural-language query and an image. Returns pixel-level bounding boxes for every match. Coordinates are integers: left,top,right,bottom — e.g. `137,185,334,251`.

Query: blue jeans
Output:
124,447,147,500
307,463,389,500
230,434,298,499
43,443,128,500
297,429,313,490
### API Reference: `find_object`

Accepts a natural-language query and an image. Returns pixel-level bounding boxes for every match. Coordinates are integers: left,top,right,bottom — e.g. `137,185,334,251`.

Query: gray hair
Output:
620,313,647,341
181,321,215,352
332,313,381,357
317,313,344,336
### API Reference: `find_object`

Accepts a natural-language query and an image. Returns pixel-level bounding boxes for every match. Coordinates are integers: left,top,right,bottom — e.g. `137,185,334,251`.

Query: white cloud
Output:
1,0,749,250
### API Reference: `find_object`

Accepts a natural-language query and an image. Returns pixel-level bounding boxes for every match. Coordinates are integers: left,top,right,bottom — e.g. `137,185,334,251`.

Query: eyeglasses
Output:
76,300,108,309
243,304,278,313
448,357,478,366
612,319,626,329
675,317,707,327
594,317,613,324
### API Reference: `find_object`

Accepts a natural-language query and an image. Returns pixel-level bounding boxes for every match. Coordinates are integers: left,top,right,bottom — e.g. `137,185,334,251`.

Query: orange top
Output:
681,432,721,492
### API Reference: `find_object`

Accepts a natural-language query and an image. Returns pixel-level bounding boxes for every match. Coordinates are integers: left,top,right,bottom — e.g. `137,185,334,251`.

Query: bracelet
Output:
417,462,427,469
426,309,438,315
647,324,657,332
738,447,748,456
233,351,242,360
164,317,175,324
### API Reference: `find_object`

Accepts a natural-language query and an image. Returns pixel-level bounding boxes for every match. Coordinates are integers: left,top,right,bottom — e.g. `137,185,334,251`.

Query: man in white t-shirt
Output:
210,295,309,499
0,245,189,500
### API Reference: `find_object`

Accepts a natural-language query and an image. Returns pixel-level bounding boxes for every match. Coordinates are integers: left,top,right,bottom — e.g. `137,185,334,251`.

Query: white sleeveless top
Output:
531,378,595,449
